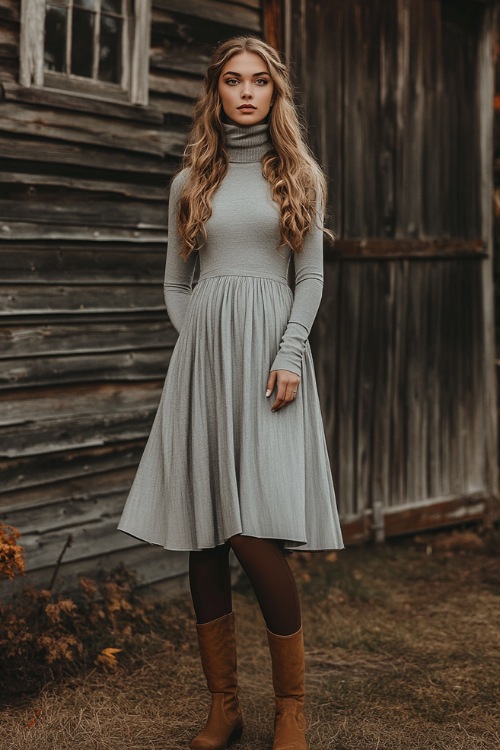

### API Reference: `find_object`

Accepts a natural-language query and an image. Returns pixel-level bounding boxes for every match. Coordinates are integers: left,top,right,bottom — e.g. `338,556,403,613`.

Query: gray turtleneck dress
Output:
117,120,344,552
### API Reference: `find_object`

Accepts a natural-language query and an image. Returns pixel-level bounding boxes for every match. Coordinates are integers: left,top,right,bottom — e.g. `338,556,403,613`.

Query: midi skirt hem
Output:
117,524,345,554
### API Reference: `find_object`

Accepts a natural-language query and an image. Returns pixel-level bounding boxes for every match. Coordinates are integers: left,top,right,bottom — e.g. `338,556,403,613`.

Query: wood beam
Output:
262,0,284,54
325,238,488,260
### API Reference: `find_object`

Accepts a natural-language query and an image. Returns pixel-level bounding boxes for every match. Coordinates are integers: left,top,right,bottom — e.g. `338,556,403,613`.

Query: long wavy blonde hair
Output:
175,35,335,260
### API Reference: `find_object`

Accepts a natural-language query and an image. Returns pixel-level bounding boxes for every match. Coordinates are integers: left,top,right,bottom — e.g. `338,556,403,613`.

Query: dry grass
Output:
0,527,499,750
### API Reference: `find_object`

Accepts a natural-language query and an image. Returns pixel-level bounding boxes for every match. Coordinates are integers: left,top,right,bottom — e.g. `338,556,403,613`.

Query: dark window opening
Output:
44,0,129,87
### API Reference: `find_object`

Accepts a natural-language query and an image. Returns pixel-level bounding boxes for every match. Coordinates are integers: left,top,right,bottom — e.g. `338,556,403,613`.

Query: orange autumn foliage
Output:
0,523,25,582
0,523,154,701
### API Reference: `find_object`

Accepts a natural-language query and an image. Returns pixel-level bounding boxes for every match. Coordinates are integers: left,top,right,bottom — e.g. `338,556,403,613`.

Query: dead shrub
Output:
0,523,155,702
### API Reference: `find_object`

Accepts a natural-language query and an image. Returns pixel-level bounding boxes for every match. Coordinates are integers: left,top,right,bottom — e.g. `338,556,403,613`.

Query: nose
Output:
241,82,253,98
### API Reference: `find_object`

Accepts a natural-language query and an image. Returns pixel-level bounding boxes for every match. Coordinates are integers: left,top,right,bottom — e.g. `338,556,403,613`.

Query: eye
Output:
255,78,269,85
225,78,239,85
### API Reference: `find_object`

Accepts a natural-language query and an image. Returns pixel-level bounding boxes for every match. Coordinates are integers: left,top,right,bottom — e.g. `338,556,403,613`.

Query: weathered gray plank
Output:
0,223,167,242
0,173,169,201
148,73,201,99
154,0,261,31
1,80,164,123
0,103,184,156
150,46,210,77
0,284,165,315
0,407,157,458
147,93,194,118
0,247,167,284
0,440,148,495
0,381,163,427
0,318,174,359
0,198,166,229
14,515,140,571
8,543,188,594
0,466,135,513
0,136,172,174
0,347,171,389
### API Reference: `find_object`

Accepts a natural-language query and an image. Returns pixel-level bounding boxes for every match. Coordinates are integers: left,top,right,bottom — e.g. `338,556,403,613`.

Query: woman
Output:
118,35,344,750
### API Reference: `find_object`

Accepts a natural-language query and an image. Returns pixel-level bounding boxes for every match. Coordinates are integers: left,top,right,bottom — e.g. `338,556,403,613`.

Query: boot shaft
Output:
266,625,305,701
196,612,239,695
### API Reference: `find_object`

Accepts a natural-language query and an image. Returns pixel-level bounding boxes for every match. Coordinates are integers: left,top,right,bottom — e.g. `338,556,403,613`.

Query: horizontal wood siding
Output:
0,0,263,591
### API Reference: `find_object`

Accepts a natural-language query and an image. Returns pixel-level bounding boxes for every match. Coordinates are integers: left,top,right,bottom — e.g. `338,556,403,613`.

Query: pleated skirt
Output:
117,274,344,552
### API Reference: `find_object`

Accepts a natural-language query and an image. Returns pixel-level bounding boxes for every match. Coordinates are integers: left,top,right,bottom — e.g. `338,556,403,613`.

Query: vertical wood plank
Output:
389,260,407,506
477,2,499,500
263,0,283,54
329,263,355,519
342,0,381,236
379,0,398,237
425,260,444,498
131,0,151,105
370,263,395,519
19,0,45,87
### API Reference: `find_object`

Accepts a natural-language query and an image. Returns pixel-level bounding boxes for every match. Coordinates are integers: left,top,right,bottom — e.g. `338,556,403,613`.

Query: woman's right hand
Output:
266,369,301,412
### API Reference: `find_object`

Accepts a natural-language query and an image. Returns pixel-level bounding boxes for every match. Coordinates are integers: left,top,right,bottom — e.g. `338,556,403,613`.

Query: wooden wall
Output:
286,0,498,540
0,0,262,592
1,0,497,594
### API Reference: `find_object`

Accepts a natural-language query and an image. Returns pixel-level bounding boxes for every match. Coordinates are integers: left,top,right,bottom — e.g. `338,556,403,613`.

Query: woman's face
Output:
218,51,275,127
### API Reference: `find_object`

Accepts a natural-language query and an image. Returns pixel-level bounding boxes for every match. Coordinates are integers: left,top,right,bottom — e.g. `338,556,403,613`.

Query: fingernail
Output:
266,389,271,397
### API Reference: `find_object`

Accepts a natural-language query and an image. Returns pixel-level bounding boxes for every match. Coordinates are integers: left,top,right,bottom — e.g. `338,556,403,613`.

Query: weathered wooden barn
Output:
0,0,498,594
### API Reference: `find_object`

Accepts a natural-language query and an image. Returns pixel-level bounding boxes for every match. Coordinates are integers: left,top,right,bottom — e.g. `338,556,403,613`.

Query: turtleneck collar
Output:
222,119,272,163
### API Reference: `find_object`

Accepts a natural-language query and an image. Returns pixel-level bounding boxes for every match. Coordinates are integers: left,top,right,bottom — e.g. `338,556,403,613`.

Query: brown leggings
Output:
188,534,301,635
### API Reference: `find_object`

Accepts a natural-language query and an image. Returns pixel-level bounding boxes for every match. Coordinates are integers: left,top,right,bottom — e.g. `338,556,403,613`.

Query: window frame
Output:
19,0,151,106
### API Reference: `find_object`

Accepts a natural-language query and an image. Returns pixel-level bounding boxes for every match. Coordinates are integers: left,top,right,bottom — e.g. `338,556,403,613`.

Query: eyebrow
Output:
222,71,270,77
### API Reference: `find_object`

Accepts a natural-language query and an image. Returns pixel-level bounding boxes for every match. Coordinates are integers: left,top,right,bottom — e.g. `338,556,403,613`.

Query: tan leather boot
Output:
190,611,244,750
266,625,307,750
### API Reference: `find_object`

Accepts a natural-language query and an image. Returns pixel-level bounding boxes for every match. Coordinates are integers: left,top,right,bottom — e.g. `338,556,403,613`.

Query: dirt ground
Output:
0,526,499,750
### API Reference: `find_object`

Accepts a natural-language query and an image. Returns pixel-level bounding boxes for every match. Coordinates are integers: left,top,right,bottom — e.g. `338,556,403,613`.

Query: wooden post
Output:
19,0,46,87
131,0,151,106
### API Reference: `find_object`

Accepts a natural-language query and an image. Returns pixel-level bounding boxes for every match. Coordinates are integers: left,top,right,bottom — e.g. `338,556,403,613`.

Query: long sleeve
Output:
269,192,325,377
163,169,198,334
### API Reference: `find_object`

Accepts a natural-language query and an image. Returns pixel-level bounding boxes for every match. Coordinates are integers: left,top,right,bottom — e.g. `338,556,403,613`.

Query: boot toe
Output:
273,711,307,750
189,721,243,750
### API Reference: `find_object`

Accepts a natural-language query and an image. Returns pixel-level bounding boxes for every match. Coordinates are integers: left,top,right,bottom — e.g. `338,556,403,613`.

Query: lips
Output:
238,105,256,110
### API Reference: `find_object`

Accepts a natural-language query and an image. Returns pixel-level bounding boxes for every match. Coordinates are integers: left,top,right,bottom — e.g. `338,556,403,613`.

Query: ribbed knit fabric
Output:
117,119,344,552
162,120,325,377
223,119,272,163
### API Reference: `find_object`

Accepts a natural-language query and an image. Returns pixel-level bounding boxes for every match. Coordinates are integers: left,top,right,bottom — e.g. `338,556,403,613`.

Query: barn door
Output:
265,0,498,542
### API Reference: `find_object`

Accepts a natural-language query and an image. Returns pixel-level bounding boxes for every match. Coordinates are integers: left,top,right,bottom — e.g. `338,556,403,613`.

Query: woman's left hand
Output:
266,369,301,412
